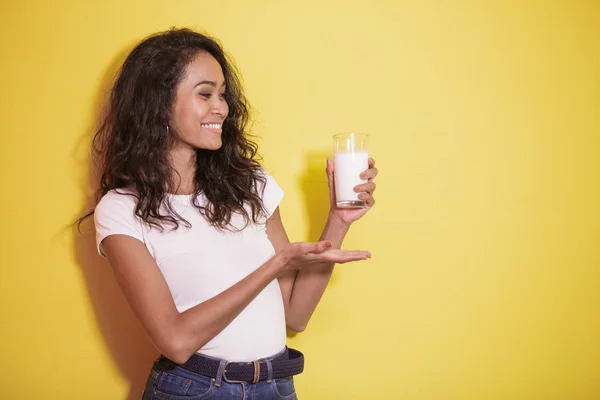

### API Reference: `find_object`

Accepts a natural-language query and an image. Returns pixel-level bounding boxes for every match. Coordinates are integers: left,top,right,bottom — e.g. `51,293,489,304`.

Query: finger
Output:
357,193,375,208
326,157,334,177
289,241,330,257
368,158,376,168
319,240,333,251
342,250,371,258
325,249,371,257
360,167,378,181
326,158,335,203
332,250,372,263
354,182,376,194
304,240,332,254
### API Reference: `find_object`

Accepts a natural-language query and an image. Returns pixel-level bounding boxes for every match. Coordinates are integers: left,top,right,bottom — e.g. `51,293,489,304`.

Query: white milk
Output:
333,150,369,206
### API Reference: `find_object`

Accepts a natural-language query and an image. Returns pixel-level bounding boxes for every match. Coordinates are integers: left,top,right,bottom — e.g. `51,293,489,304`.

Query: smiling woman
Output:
82,29,267,231
76,27,377,400
171,52,228,154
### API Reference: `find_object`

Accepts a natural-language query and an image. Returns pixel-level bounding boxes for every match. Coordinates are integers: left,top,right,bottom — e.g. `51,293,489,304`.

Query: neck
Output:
168,145,197,195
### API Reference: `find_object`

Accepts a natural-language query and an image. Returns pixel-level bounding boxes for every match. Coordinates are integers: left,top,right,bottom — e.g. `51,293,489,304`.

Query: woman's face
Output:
170,51,229,152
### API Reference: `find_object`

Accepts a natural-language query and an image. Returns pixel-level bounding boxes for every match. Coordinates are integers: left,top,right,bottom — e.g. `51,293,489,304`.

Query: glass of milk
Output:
333,132,369,208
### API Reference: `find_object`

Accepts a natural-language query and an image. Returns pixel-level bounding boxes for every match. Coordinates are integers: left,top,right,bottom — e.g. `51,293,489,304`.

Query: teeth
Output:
202,123,221,129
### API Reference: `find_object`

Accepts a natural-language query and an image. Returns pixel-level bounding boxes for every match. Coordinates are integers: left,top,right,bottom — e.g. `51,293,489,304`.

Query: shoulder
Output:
256,167,279,188
94,189,145,257
255,168,284,217
96,188,137,207
94,189,140,224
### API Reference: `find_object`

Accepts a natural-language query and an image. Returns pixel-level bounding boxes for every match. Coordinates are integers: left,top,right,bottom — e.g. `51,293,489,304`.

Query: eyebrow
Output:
194,80,226,88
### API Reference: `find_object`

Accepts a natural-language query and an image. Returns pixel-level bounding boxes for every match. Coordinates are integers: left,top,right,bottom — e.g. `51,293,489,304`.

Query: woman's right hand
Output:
275,240,371,273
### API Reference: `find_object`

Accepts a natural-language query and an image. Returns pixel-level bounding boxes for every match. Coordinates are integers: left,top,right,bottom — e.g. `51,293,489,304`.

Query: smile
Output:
201,123,222,129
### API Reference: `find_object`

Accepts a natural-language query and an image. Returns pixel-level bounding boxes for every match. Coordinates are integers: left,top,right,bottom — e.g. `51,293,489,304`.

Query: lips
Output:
201,122,222,133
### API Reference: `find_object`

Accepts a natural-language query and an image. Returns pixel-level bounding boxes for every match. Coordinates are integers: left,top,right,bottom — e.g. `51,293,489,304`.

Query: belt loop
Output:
252,360,260,384
215,359,227,387
265,359,273,383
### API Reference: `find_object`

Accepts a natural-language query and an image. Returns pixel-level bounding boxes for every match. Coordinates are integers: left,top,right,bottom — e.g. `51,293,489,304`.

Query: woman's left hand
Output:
327,157,378,225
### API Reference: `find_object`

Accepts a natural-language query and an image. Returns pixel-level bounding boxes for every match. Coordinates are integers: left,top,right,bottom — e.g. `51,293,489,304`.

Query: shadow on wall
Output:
71,44,158,400
298,151,330,241
298,150,341,282
285,150,336,339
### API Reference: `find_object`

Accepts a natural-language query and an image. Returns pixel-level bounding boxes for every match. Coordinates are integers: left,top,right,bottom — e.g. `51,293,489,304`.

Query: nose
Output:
211,97,228,119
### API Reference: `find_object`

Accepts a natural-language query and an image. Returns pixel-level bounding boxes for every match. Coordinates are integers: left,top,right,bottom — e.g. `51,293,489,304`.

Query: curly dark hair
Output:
78,27,267,231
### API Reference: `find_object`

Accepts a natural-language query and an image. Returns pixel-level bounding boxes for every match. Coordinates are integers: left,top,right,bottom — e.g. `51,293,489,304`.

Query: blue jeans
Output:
142,348,298,400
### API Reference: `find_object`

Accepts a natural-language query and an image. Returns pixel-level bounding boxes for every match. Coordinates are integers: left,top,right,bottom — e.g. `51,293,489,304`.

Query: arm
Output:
272,157,379,332
101,233,341,364
268,209,353,332
102,234,283,364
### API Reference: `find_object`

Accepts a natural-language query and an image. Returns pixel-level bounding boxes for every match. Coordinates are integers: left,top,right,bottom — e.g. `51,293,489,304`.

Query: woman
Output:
82,28,378,399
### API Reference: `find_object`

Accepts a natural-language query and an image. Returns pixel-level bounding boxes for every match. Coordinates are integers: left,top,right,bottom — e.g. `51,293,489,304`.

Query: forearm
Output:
286,212,350,330
172,257,282,363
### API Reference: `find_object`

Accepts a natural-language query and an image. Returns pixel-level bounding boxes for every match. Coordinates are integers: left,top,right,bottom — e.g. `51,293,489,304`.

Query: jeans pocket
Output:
153,369,215,400
271,376,297,400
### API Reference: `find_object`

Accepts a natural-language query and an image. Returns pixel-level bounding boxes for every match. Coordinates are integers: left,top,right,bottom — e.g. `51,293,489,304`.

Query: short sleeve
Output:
94,190,145,258
260,169,284,218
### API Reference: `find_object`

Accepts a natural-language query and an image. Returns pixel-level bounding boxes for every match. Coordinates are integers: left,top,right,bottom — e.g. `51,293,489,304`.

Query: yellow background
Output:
1,0,599,399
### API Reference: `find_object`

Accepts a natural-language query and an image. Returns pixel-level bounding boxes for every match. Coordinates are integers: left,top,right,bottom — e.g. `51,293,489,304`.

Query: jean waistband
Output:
158,346,304,386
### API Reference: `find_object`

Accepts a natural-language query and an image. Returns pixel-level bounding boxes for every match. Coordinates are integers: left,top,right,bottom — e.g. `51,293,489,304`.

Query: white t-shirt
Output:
94,169,286,362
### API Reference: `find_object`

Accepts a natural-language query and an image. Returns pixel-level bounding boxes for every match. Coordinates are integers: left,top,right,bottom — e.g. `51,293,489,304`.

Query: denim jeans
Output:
141,348,298,400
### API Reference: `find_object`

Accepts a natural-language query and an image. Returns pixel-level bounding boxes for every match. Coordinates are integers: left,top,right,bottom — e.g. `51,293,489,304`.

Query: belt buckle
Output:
222,360,261,384
222,361,247,384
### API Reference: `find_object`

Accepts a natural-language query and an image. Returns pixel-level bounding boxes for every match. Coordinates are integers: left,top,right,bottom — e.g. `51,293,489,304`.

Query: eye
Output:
199,93,211,99
219,93,226,100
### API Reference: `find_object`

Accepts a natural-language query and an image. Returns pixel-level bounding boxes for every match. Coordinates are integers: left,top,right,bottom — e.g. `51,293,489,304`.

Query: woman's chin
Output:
196,140,222,151
210,141,223,151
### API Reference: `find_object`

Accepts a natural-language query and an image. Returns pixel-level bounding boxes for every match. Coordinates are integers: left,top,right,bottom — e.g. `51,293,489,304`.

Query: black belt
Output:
161,347,304,384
